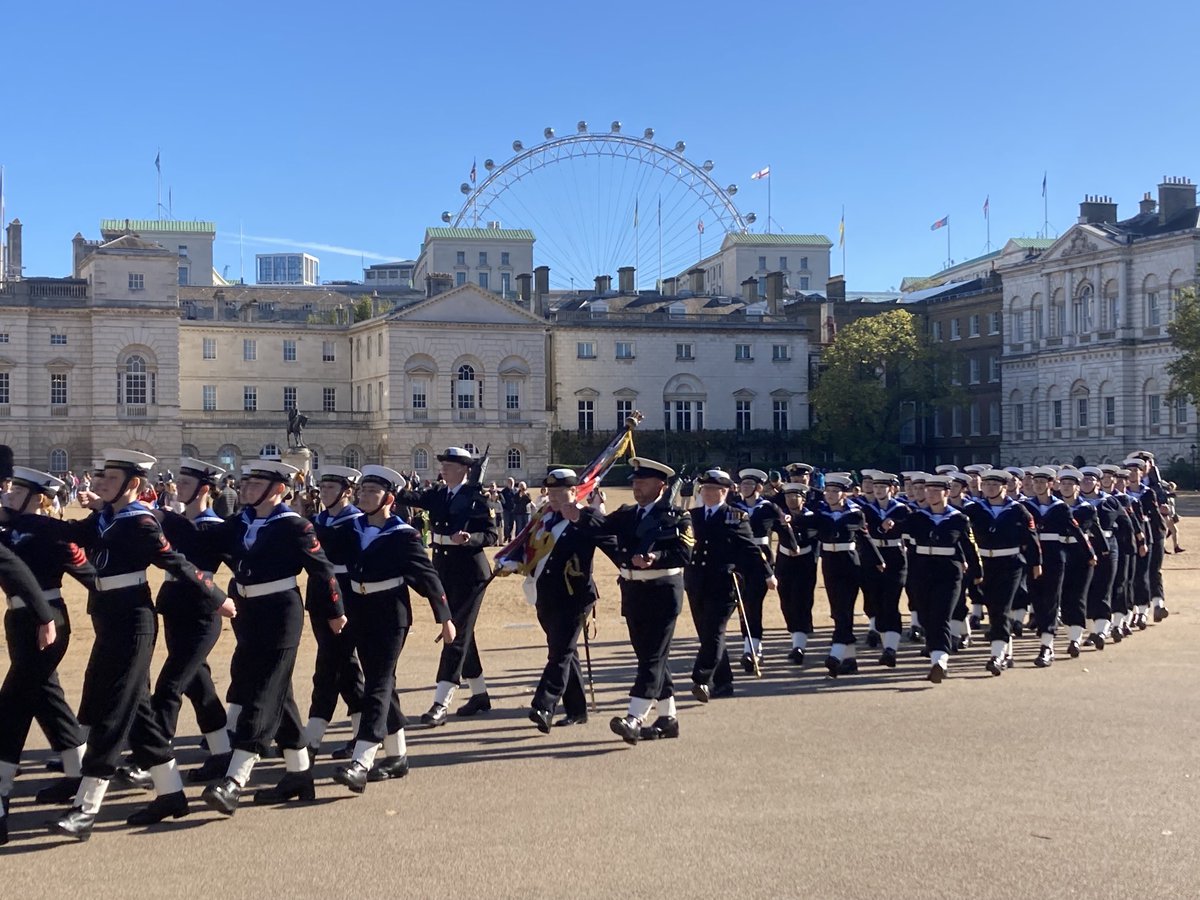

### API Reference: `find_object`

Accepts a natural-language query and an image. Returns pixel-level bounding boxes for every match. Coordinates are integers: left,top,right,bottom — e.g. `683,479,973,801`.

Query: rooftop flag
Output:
983,195,989,218
750,166,770,180
470,158,477,184
697,219,705,234
930,215,948,231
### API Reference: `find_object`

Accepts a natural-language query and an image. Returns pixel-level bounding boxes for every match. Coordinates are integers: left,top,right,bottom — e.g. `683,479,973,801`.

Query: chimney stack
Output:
4,219,22,281
516,272,532,306
1078,194,1118,225
765,271,785,314
826,274,846,302
1139,192,1157,216
662,276,678,295
425,273,453,298
688,267,705,295
533,265,550,317
72,232,88,278
1158,176,1196,226
617,266,635,294
594,274,612,295
741,277,758,304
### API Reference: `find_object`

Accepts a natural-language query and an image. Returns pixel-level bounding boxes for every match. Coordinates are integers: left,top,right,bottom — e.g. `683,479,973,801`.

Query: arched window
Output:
217,444,240,471
413,448,429,470
181,444,200,459
1073,285,1092,334
49,448,68,472
344,448,361,468
259,443,281,458
309,450,320,470
507,447,522,470
463,443,478,456
122,354,153,406
456,364,476,409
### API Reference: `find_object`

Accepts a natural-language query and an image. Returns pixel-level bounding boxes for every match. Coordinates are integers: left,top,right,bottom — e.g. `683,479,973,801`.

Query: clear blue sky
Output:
4,0,1197,290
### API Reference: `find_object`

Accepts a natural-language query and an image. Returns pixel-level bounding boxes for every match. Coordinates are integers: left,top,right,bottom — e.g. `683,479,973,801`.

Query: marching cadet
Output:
775,483,820,665
1105,466,1147,637
304,466,367,759
1022,467,1093,668
859,472,908,667
189,458,345,817
946,471,978,651
326,466,453,793
398,447,500,726
575,458,691,744
524,469,606,733
781,462,822,507
1055,469,1102,658
0,464,93,846
19,450,231,840
961,470,1042,675
900,473,929,642
1121,457,1160,629
856,470,882,646
1078,466,1130,647
729,468,787,672
814,473,883,677
883,474,979,682
1128,452,1171,622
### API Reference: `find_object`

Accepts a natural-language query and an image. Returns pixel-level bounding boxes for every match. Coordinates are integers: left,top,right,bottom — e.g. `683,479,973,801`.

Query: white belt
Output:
350,577,403,595
821,542,855,552
1037,533,1063,542
1062,537,1079,545
1100,529,1114,539
431,534,459,546
7,588,63,610
914,546,957,557
235,577,298,598
871,538,903,548
750,536,769,546
978,547,1021,558
777,545,813,557
331,564,349,575
94,572,149,592
618,567,683,581
163,570,212,583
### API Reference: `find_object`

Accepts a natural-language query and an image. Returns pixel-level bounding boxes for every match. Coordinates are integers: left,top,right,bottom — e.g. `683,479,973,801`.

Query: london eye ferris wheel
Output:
444,122,756,292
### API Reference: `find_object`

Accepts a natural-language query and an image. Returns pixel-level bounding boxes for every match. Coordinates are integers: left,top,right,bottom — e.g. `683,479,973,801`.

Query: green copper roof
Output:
1010,237,1054,249
101,219,216,234
724,233,832,247
423,227,535,241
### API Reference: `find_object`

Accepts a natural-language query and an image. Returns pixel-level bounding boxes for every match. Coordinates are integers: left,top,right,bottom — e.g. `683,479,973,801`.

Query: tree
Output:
1167,283,1200,405
809,309,961,467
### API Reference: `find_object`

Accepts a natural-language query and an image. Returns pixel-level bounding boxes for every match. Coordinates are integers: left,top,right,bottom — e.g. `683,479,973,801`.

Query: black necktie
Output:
638,508,648,522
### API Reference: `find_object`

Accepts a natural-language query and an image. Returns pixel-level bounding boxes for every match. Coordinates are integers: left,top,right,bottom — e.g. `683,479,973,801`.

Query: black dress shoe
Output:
554,713,588,727
116,765,154,791
1012,621,1024,638
45,757,64,773
1111,626,1123,644
1122,621,1134,636
691,682,710,704
969,614,983,630
333,762,369,794
740,653,755,673
331,740,354,760
1153,606,1169,622
1034,646,1054,668
1004,654,1015,669
0,797,7,846
1082,634,1095,647
927,663,945,684
838,658,858,675
253,769,315,804
866,630,881,648
824,656,840,678
420,703,448,727
950,636,962,653
50,806,95,842
879,648,897,668
609,715,640,745
201,778,241,816
1067,640,1081,659
36,776,81,805
787,648,805,666
639,716,680,740
528,707,553,734
711,683,735,699
126,790,189,826
456,693,492,717
188,752,232,784
1135,613,1148,631
1092,633,1106,651
986,656,1003,676
367,755,409,782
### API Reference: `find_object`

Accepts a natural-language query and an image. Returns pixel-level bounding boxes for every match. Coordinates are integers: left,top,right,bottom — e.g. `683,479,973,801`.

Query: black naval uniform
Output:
1079,492,1128,639
1021,497,1091,649
813,501,882,666
729,494,788,664
962,498,1041,660
397,481,500,709
1127,480,1167,614
859,497,910,647
685,503,772,692
1110,491,1145,628
1060,498,1100,645
774,502,820,654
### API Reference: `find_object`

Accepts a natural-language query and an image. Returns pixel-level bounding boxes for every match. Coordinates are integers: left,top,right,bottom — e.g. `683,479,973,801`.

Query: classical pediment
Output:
390,284,547,326
1035,225,1121,264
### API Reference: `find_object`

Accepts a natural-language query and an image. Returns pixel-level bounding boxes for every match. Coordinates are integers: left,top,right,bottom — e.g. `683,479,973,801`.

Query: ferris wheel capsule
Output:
577,121,588,133
460,183,472,195
484,159,495,171
703,160,714,171
643,127,654,140
441,211,452,223
513,139,523,152
611,121,622,133
544,127,555,139
727,184,739,195
674,141,686,153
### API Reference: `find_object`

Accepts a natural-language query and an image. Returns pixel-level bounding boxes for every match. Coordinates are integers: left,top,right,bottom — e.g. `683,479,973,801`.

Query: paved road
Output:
1,522,1197,898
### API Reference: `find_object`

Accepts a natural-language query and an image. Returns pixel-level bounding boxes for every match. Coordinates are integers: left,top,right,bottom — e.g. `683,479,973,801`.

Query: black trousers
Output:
307,610,364,722
153,605,226,739
1030,553,1066,636
737,570,768,644
1060,551,1093,628
861,550,905,634
533,599,592,717
229,592,306,756
686,573,736,688
433,549,489,686
981,559,1023,644
1111,545,1134,614
776,554,817,634
1086,546,1117,622
621,578,681,701
822,552,862,645
1131,549,1151,607
344,594,409,745
1148,537,1166,600
0,605,84,763
914,558,962,655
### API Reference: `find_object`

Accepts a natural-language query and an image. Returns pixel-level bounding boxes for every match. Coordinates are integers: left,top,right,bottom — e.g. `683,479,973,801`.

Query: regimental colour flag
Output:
750,166,770,180
697,219,705,234
838,211,845,248
1042,172,1047,197
983,195,990,218
930,216,949,231
154,150,161,174
470,158,477,184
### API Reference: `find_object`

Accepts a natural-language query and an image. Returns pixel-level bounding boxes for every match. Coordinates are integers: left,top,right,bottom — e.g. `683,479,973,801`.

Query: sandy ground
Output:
1,491,1198,898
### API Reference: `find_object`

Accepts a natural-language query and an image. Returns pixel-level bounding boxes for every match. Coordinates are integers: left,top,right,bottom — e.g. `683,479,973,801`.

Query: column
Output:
1063,269,1074,337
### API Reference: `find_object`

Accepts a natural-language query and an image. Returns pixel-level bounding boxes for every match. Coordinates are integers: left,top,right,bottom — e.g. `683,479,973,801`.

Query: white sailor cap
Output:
924,474,952,489
1057,467,1083,482
1005,466,1026,479
909,472,931,484
628,458,675,480
948,471,972,486
1098,464,1121,475
899,471,920,480
1028,466,1056,479
543,467,578,488
243,459,300,482
359,465,406,492
784,462,814,475
102,449,157,475
873,472,900,486
697,468,734,487
981,469,1011,483
10,466,65,495
1079,466,1104,478
738,468,768,484
1128,449,1155,461
824,473,853,490
963,464,990,475
781,483,809,494
437,447,475,465
1122,457,1147,470
1114,468,1133,478
934,464,959,475
179,457,226,483
860,469,881,479
317,465,362,486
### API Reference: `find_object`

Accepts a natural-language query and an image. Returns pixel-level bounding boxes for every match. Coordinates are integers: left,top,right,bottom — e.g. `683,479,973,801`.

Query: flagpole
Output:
840,205,846,277
946,219,951,269
156,148,162,218
767,167,772,234
657,196,662,290
1043,176,1049,238
634,196,640,289
985,200,991,251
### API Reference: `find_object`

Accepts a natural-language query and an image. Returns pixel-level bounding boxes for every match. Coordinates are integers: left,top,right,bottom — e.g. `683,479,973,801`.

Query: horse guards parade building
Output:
0,174,1196,479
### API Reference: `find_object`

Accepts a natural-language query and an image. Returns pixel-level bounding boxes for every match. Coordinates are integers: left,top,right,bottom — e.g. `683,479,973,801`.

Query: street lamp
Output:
1191,443,1197,489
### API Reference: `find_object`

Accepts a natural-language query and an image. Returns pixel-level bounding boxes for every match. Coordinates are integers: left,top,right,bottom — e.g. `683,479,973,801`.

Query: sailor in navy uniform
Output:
20,450,231,840
1054,469,1104,658
883,474,979,682
0,464,91,845
1078,466,1132,647
859,472,909,667
1104,465,1147,637
395,447,500,725
326,466,453,793
961,470,1042,674
780,462,823,508
946,471,978,652
575,458,691,745
1125,453,1170,623
1022,467,1094,668
190,459,345,817
900,473,929,641
303,465,367,759
730,467,787,672
519,468,605,734
685,469,775,700
775,484,820,665
815,473,884,677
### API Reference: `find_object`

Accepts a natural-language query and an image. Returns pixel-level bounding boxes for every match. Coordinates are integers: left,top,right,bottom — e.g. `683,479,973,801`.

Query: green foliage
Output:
352,296,374,322
809,309,961,467
1167,284,1200,405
